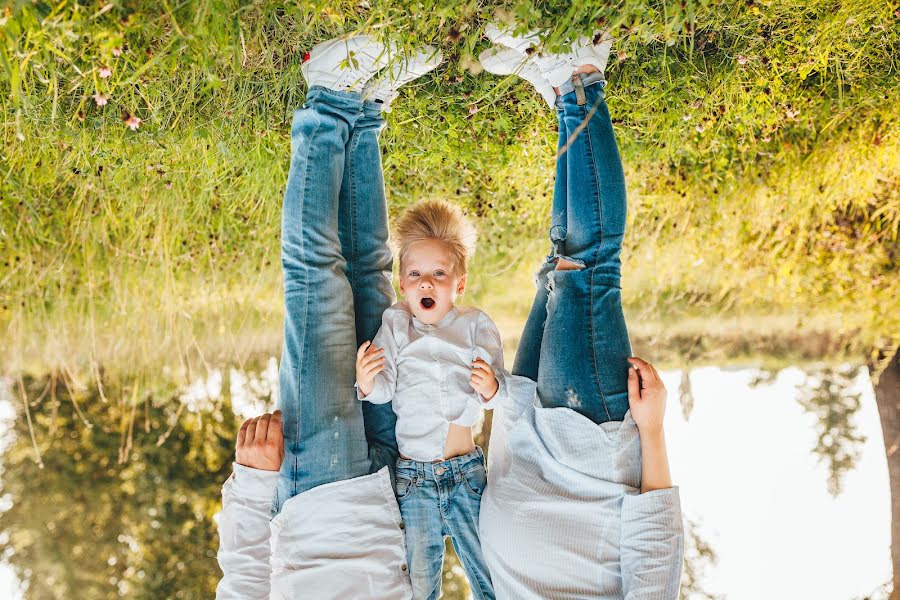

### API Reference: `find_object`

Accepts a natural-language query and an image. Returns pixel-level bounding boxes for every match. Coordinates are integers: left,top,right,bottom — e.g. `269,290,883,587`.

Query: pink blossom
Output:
165,181,173,190
99,66,112,79
125,114,142,130
93,93,108,106
112,47,122,57
737,54,748,66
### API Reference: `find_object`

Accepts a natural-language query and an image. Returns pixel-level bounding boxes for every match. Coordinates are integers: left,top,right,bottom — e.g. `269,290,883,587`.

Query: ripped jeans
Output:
512,73,632,425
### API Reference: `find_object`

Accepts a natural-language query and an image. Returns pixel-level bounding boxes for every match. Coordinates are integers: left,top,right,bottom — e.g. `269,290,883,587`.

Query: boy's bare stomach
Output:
400,424,476,462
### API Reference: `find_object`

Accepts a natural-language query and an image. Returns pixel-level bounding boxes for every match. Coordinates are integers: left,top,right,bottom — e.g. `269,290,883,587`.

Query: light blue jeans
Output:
395,449,495,600
273,86,400,514
513,73,633,425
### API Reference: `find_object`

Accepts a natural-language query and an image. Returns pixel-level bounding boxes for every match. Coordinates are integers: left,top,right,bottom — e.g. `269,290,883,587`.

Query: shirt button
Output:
399,521,405,530
400,564,408,572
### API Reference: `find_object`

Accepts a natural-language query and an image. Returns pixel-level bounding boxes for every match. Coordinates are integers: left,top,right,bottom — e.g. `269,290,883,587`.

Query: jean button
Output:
435,466,447,475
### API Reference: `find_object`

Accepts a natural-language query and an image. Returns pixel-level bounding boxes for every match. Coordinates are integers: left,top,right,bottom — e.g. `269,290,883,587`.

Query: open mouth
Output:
420,297,436,310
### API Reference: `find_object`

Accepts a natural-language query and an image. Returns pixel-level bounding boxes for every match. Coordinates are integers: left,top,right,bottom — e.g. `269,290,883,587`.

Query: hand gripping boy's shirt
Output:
357,302,508,462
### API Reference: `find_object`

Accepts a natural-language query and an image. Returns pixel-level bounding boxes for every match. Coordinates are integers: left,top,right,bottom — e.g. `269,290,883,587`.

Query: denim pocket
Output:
396,474,416,499
462,465,487,497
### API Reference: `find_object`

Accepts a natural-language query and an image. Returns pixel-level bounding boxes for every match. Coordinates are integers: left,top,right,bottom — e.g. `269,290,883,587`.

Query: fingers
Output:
358,346,384,367
359,358,385,377
356,341,371,360
245,416,259,444
627,366,641,402
255,413,272,440
238,411,283,444
471,358,494,375
237,418,252,448
628,357,660,384
268,410,283,441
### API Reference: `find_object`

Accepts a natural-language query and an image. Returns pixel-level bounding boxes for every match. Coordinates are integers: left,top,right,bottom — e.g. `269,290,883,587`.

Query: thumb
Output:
627,367,641,405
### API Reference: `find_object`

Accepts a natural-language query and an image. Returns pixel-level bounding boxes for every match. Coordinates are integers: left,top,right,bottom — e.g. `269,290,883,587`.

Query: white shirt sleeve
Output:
215,463,278,599
471,311,509,410
620,487,685,599
357,309,400,405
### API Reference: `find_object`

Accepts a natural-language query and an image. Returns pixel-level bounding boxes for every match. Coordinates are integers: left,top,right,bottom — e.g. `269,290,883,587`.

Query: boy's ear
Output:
456,274,467,295
398,278,406,295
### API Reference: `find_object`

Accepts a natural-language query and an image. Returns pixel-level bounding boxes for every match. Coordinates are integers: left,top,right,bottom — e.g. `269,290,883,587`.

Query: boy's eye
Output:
434,270,446,277
409,271,420,277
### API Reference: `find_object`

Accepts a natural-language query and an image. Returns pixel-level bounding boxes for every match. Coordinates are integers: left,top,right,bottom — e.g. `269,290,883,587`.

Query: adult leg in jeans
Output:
512,107,568,381
535,73,632,425
338,99,399,474
273,86,372,514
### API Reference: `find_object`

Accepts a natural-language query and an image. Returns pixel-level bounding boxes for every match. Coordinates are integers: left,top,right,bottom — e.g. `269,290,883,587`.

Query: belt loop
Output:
573,74,586,106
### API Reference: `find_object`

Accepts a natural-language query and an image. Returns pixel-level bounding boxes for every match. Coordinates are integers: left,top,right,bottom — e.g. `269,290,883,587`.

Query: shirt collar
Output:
412,305,459,332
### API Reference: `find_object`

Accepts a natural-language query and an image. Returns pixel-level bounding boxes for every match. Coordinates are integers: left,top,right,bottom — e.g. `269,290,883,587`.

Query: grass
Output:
1,0,898,389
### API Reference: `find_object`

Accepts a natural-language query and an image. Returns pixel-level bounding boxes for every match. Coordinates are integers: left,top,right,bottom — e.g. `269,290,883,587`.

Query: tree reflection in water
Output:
0,374,235,599
796,366,867,496
750,365,868,497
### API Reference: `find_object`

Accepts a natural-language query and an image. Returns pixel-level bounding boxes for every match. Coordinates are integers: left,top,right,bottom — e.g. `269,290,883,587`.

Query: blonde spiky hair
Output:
393,199,478,275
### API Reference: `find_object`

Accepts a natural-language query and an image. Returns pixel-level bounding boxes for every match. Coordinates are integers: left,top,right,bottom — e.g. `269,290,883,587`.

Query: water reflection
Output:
0,364,891,599
665,367,891,599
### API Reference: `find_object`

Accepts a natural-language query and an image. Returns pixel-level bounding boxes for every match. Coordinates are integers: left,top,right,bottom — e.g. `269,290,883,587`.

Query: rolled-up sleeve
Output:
620,487,685,599
216,464,279,599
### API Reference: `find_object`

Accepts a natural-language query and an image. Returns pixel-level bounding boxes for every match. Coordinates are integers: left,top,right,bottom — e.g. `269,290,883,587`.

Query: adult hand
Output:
236,410,285,471
627,357,666,436
356,341,384,397
470,358,499,401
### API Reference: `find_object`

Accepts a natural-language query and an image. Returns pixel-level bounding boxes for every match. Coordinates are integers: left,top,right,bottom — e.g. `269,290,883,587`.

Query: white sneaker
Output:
535,33,613,87
484,23,542,55
478,47,556,108
484,24,613,87
301,35,390,92
362,45,443,110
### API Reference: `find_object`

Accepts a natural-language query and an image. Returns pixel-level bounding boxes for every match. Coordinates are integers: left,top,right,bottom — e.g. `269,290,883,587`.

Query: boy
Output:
356,199,502,600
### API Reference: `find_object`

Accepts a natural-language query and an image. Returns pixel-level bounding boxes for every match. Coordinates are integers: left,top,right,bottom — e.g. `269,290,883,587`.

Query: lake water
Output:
0,365,892,599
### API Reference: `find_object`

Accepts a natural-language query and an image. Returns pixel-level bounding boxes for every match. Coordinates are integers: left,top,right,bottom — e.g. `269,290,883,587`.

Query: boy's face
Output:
399,239,466,325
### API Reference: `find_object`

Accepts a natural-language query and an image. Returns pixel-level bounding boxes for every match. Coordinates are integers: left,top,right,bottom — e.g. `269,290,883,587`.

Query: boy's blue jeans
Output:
395,449,495,600
513,73,633,425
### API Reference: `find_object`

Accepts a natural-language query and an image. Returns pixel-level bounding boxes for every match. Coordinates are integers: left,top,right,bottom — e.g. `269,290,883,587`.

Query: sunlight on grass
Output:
1,1,897,387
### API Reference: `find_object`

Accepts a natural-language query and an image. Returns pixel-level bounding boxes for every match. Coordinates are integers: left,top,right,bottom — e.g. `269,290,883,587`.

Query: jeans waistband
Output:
555,71,606,110
395,447,485,481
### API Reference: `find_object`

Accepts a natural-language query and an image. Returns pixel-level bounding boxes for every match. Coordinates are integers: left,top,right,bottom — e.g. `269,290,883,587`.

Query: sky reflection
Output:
665,366,890,599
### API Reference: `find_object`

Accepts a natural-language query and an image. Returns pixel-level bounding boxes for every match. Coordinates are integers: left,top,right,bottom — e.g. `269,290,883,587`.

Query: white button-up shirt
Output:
357,303,508,461
216,465,411,600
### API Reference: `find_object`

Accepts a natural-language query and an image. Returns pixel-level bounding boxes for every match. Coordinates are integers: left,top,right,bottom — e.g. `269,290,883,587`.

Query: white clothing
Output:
357,303,508,461
216,464,412,600
216,376,684,600
480,375,684,599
